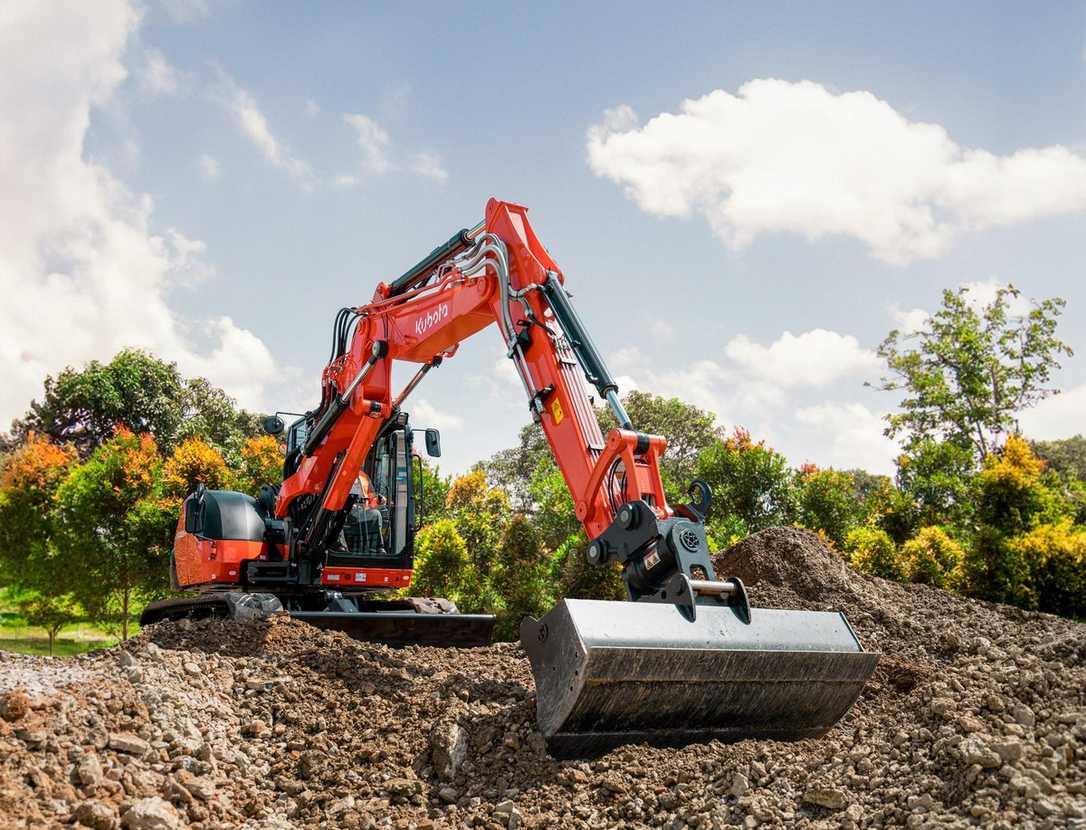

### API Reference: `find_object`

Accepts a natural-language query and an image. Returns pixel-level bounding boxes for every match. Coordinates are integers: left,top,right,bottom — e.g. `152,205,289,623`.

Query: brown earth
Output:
0,527,1083,829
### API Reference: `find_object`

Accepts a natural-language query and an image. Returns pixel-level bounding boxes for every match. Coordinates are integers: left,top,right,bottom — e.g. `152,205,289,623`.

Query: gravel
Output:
0,527,1082,828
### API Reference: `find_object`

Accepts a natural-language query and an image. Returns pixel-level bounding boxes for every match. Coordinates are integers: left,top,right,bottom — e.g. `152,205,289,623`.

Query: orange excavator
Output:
142,199,878,755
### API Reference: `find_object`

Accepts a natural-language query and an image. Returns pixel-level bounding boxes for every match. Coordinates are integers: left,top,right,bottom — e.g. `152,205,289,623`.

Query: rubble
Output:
0,527,1082,828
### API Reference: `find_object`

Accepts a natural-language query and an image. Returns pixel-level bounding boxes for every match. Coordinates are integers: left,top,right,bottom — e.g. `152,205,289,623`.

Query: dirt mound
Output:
0,532,1084,829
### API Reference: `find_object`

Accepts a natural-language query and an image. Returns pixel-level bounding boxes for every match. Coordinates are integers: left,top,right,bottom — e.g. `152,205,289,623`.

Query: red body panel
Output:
320,567,412,589
172,513,267,588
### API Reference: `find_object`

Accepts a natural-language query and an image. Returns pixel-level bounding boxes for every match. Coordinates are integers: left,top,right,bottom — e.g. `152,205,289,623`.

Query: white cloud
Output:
794,402,899,473
1018,384,1086,440
649,319,676,344
343,113,392,175
409,151,448,183
217,71,314,187
724,329,879,387
587,79,1086,264
412,399,464,431
959,278,1032,316
197,153,220,181
889,305,929,334
140,47,181,96
304,98,320,118
0,1,283,428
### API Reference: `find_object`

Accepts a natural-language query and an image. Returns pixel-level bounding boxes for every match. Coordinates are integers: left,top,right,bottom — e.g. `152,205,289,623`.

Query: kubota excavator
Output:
142,198,878,755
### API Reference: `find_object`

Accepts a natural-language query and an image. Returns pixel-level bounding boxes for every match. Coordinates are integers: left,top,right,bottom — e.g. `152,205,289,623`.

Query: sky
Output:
2,0,1085,477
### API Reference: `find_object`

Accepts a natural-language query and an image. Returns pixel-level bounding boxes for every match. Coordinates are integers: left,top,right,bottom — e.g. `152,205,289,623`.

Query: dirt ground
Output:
0,528,1083,829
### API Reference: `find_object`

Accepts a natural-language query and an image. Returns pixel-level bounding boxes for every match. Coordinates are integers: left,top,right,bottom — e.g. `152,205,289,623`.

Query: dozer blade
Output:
289,610,495,648
520,598,879,757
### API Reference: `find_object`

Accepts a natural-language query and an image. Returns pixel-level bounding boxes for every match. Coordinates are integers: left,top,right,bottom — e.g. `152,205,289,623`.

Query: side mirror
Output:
262,415,285,436
425,428,441,458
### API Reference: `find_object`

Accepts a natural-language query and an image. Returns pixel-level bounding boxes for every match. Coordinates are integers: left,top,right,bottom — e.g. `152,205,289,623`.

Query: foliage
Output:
695,428,796,531
163,438,233,499
899,527,964,588
845,526,900,580
894,439,977,530
0,435,77,585
4,349,266,461
417,459,450,526
1032,435,1086,482
1006,520,1086,619
492,516,553,640
235,435,284,496
795,466,866,546
446,470,510,573
527,458,579,553
553,531,626,601
52,428,170,639
875,284,1071,462
17,593,81,656
481,423,550,512
409,519,498,614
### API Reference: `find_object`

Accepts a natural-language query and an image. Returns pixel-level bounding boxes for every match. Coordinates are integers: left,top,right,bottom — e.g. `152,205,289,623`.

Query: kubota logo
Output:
414,303,449,336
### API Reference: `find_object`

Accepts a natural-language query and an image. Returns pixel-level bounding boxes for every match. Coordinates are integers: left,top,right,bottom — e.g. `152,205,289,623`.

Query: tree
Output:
482,423,551,512
695,428,796,533
417,459,450,527
53,428,171,639
8,350,186,457
894,439,977,530
409,519,499,614
899,527,964,588
163,438,233,499
17,593,81,656
527,458,579,553
554,531,625,601
795,466,865,547
1032,435,1086,482
445,470,510,573
874,284,1071,462
492,516,553,639
0,435,77,586
845,526,900,580
235,436,283,496
177,377,264,464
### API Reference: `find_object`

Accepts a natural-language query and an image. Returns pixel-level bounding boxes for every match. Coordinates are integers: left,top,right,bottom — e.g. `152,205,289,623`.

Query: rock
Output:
992,739,1024,763
182,662,200,677
15,727,46,747
493,800,515,815
438,786,458,804
117,651,137,668
109,733,150,756
959,737,1001,769
120,797,180,830
242,718,266,737
74,799,117,830
430,721,468,781
600,772,627,794
186,777,215,801
802,787,847,810
730,773,750,797
929,698,954,716
76,753,105,787
508,807,523,829
1012,704,1036,727
1,689,31,721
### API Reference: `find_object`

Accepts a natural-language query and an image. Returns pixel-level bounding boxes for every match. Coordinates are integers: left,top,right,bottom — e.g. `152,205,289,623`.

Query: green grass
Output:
0,636,113,657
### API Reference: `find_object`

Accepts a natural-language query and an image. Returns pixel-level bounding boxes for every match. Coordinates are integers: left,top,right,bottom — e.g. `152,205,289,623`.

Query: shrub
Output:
844,526,901,580
553,531,625,601
899,527,964,588
409,519,498,614
695,428,797,531
795,466,864,546
492,516,553,640
957,526,1033,608
1007,521,1086,619
163,437,232,498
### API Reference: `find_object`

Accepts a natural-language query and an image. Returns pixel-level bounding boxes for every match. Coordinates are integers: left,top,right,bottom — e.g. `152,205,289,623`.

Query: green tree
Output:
695,428,796,532
492,516,553,640
482,423,551,512
409,519,499,614
17,593,81,656
53,428,172,639
1032,435,1086,482
899,527,964,588
527,458,579,553
894,439,977,529
844,526,901,580
417,459,450,527
874,284,1071,462
795,466,865,546
445,470,510,573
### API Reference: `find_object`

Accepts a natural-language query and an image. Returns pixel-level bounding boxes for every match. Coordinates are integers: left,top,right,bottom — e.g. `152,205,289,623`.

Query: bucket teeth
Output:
521,599,879,757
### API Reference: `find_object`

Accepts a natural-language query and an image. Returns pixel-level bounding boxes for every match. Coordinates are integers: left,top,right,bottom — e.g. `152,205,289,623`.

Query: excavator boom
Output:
148,198,878,755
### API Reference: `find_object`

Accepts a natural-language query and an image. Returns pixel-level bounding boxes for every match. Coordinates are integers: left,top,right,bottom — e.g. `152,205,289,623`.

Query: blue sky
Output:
3,1,1085,476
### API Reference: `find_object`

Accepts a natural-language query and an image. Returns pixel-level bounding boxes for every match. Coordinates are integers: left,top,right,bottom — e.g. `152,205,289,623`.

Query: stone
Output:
438,785,458,804
802,787,847,810
121,797,180,830
1,689,30,722
117,651,137,668
186,777,215,801
960,737,1001,769
1012,705,1036,728
77,753,105,787
493,800,515,815
109,733,150,756
182,662,200,677
430,721,468,782
74,799,117,830
993,739,1023,763
730,773,750,797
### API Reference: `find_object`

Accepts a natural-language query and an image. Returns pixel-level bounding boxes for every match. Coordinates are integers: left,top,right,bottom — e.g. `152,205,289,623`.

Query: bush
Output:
899,527,964,588
1007,521,1086,619
695,428,796,531
553,531,625,601
492,517,553,640
957,526,1033,608
795,466,864,546
844,527,900,580
409,519,498,614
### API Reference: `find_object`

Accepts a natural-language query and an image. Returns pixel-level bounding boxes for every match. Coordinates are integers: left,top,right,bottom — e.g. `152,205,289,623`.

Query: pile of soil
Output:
0,528,1083,829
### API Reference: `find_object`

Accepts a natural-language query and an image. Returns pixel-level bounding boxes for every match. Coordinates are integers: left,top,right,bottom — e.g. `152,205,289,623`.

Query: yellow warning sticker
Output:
551,398,564,425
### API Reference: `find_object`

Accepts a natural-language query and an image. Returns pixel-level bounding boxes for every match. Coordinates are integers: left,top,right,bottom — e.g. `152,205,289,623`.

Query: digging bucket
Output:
520,598,879,757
